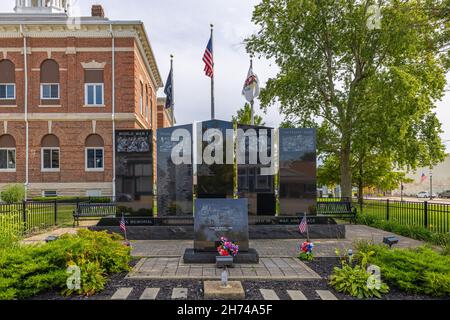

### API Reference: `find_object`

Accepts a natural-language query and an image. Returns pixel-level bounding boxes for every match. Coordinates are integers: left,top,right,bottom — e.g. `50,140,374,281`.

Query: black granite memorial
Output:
279,128,317,216
183,199,259,264
237,124,276,216
115,130,153,213
196,120,234,199
157,124,193,216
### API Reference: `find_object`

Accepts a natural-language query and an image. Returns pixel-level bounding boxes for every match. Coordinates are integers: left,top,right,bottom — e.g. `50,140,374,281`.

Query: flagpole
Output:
250,58,254,126
305,212,310,242
210,24,215,120
170,54,174,122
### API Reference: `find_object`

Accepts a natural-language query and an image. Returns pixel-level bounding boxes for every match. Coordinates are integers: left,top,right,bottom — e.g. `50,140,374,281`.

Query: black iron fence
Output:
0,201,57,235
357,199,449,233
318,197,450,233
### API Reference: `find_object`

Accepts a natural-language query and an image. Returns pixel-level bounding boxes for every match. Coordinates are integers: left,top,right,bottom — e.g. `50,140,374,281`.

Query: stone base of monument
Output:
204,281,245,300
183,248,259,264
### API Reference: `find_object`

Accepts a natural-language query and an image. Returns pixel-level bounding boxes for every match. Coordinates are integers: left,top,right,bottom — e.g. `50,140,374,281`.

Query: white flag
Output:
242,64,260,103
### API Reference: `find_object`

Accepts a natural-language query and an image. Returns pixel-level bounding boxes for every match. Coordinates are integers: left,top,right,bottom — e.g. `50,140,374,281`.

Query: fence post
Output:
386,199,390,221
22,200,27,233
54,199,58,226
424,201,428,229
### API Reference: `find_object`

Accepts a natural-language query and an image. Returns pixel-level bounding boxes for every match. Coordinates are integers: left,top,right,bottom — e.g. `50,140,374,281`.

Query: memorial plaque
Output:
115,130,153,213
237,124,275,216
157,124,193,216
197,120,234,198
279,128,317,215
194,199,249,252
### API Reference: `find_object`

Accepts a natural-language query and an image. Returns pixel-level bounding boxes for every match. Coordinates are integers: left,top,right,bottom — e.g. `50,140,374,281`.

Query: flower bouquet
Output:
217,237,239,257
298,241,314,261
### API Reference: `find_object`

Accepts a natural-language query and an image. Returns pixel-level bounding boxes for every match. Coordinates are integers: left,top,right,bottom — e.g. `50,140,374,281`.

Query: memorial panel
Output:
157,124,193,216
279,128,317,215
194,199,249,252
115,130,153,213
237,124,275,215
196,120,234,198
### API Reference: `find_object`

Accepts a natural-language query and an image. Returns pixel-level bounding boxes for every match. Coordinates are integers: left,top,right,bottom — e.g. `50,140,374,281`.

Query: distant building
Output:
393,156,450,196
0,1,173,198
157,97,175,129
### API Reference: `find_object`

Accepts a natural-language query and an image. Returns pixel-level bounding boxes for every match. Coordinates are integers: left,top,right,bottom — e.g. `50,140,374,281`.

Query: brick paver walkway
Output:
127,256,321,280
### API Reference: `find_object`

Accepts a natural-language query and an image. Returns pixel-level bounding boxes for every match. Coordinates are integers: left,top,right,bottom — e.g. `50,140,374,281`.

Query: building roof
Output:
0,12,163,88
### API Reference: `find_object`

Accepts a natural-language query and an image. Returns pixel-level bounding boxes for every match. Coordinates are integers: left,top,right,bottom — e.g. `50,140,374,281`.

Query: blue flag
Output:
164,64,174,109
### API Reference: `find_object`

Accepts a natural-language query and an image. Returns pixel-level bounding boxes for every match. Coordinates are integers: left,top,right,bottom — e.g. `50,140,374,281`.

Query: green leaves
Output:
246,0,449,197
0,230,131,300
356,243,450,297
329,263,390,299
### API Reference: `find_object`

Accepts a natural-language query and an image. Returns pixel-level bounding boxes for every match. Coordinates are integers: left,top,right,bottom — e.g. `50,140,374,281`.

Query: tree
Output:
246,0,449,198
232,103,265,126
318,153,413,201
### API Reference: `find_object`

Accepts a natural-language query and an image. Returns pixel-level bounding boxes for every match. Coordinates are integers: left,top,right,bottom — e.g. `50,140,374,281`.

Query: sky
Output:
1,0,449,152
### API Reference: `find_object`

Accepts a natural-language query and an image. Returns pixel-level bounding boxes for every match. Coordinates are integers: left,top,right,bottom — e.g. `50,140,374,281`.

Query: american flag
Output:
203,36,214,78
299,216,308,234
420,173,427,183
120,215,126,233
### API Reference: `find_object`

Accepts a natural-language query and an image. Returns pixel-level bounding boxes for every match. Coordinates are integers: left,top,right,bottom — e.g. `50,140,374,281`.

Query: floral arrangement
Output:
217,237,239,257
298,241,314,261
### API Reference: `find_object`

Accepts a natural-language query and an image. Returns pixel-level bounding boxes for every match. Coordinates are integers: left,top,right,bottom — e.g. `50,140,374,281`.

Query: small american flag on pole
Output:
120,214,126,233
299,216,308,234
203,36,214,78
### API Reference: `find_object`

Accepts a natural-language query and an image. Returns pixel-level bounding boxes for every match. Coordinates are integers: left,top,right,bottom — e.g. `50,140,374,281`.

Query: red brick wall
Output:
0,36,160,195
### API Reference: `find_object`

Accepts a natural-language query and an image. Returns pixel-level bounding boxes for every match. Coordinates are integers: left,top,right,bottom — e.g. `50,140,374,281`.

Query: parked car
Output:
417,191,429,199
439,190,450,199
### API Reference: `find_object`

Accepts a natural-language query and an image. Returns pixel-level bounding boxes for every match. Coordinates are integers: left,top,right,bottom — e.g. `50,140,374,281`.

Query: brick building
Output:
0,1,170,198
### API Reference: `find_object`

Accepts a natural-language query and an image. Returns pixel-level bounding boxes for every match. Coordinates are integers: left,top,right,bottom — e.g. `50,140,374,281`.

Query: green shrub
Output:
330,249,390,299
0,229,131,300
1,184,25,203
355,242,450,297
0,213,23,250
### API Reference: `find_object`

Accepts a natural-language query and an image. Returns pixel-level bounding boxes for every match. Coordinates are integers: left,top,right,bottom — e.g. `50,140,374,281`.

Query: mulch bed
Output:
31,257,445,300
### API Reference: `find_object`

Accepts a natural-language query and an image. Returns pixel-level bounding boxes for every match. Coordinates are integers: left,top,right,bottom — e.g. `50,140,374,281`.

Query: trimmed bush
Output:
355,242,450,297
1,184,25,204
0,229,131,300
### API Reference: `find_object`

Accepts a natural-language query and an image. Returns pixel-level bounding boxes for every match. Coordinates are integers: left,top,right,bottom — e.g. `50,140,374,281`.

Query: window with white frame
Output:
40,59,60,101
42,148,60,171
84,69,104,106
41,84,60,99
139,81,144,115
0,149,16,170
86,148,104,170
0,84,15,99
0,134,16,171
0,59,16,100
41,134,60,171
85,83,104,106
85,134,104,171
43,190,58,198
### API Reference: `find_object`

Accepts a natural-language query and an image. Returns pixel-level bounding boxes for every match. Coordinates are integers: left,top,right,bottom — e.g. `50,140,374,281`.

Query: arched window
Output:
40,59,60,100
0,60,16,101
85,134,104,171
41,134,60,171
0,134,16,171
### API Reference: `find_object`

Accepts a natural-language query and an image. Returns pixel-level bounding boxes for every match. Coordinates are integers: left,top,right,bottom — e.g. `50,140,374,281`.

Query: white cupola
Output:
14,0,71,14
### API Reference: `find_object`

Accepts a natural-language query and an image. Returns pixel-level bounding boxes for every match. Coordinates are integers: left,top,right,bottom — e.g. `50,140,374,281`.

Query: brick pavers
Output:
127,257,321,280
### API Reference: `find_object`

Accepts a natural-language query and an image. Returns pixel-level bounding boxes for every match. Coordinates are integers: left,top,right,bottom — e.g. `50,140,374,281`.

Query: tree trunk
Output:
340,141,352,200
358,158,363,206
